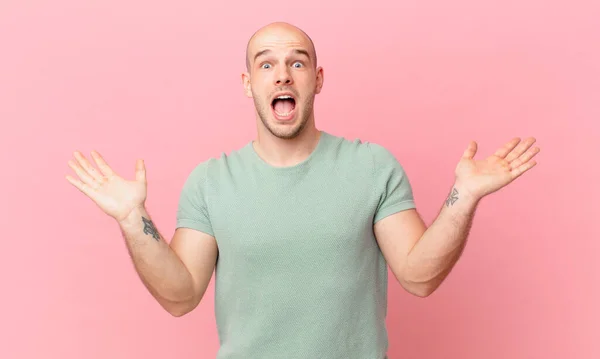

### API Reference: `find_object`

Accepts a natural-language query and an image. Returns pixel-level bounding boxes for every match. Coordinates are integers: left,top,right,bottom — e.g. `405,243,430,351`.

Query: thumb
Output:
135,159,146,183
461,141,477,160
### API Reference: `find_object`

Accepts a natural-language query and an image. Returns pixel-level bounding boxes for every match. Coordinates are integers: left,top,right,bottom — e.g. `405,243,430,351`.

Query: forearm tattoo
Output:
445,188,459,207
142,216,160,241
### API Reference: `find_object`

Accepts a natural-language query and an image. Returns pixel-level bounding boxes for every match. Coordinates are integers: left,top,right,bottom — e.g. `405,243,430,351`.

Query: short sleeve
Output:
369,143,416,224
175,161,214,236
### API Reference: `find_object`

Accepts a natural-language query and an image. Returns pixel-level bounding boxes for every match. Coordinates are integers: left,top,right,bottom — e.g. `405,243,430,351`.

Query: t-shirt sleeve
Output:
369,143,416,224
175,161,214,236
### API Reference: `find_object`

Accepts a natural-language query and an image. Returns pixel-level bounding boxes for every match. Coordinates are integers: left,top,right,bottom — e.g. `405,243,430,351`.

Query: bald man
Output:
67,21,540,359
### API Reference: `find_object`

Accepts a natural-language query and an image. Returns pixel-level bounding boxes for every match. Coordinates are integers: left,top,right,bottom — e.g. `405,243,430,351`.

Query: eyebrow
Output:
292,49,311,59
253,49,311,62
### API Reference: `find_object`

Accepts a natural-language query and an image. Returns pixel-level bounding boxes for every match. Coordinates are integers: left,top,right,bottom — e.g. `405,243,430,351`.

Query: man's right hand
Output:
66,150,147,223
66,149,218,317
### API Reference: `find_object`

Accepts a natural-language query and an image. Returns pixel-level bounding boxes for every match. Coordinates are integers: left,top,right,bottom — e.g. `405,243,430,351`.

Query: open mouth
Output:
271,94,296,120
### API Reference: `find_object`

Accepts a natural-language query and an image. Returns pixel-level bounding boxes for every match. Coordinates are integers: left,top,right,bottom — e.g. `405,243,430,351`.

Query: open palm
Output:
66,150,147,222
455,137,540,199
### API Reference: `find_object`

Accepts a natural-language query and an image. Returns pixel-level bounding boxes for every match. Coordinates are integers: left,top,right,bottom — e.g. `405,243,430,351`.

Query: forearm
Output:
404,182,480,292
118,205,195,308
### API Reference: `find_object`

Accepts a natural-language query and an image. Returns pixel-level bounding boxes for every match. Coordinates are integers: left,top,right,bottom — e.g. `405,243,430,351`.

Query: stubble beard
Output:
253,92,315,140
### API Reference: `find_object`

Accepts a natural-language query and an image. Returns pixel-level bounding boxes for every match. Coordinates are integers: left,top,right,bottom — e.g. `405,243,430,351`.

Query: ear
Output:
241,72,253,98
314,66,324,94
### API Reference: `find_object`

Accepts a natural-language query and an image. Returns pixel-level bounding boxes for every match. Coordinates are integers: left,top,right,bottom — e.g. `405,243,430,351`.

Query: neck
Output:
253,120,321,168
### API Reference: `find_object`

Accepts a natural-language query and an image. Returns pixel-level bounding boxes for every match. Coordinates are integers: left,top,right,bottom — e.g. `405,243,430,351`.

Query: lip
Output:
270,91,297,122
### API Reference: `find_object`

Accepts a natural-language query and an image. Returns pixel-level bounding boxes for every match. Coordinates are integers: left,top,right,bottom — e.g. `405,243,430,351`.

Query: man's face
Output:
243,28,323,140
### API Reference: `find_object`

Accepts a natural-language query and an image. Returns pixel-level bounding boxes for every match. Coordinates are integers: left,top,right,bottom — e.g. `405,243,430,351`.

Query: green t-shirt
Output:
176,131,416,359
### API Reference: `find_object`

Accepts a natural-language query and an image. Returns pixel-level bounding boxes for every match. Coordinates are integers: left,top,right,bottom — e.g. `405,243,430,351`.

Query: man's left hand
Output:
454,137,540,200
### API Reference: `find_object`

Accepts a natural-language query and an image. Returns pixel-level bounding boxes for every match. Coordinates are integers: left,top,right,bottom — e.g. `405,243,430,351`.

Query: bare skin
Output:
66,21,540,321
241,22,324,167
64,22,327,317
65,152,217,316
374,137,539,296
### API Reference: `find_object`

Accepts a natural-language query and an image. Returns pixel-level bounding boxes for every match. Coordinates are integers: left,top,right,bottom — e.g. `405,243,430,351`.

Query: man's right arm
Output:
118,205,218,317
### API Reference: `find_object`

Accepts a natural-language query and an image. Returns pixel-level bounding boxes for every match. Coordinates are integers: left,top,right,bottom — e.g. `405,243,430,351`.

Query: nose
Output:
274,67,293,86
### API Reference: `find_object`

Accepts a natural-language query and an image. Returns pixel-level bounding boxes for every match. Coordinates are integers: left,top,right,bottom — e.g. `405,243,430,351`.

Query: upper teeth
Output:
277,95,292,100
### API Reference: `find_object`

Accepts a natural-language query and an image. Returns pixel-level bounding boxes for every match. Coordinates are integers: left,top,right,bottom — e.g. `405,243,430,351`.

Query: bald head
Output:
240,22,324,140
245,22,317,72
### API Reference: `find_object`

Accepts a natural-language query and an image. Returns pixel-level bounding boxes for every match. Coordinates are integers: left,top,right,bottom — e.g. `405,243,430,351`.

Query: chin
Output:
256,92,312,140
269,122,305,139
265,112,307,140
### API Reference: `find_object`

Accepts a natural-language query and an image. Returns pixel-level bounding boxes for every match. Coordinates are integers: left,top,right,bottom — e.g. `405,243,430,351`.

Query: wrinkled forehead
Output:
246,27,316,67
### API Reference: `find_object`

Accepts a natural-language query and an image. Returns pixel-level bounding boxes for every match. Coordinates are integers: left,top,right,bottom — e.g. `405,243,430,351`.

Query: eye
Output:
292,62,303,68
261,63,271,69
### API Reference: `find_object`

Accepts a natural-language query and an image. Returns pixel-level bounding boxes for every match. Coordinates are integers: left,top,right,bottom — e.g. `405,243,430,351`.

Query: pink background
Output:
1,0,598,358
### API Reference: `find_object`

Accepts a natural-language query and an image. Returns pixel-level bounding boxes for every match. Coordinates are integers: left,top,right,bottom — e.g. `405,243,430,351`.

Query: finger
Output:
461,141,477,159
73,151,105,182
90,150,115,177
509,146,540,170
505,137,536,163
65,174,96,197
68,159,98,188
494,137,521,159
510,160,537,179
135,159,146,183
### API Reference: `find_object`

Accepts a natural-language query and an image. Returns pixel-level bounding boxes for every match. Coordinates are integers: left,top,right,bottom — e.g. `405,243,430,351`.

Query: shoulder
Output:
181,142,251,185
367,141,405,173
323,131,402,170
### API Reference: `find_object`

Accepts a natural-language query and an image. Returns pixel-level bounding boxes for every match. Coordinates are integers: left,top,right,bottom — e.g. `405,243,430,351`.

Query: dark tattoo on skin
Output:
445,188,459,206
142,216,160,241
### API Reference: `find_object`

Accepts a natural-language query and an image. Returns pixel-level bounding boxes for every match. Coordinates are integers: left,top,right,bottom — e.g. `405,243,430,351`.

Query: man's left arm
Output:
375,137,540,297
374,183,479,297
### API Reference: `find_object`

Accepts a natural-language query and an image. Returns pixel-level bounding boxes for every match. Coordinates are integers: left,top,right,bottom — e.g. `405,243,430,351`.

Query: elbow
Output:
396,264,450,298
168,306,192,317
408,284,436,298
162,296,201,317
398,277,439,298
166,301,196,317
